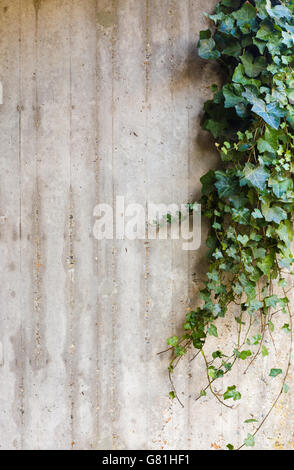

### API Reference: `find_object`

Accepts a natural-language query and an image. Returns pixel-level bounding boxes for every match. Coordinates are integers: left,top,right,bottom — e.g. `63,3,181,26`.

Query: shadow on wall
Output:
166,44,222,322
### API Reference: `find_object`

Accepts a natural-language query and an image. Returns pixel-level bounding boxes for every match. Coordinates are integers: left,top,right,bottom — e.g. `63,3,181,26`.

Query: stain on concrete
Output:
62,187,79,446
10,329,25,442
96,9,116,29
0,341,4,366
144,0,151,103
33,0,42,17
29,188,49,371
9,262,16,272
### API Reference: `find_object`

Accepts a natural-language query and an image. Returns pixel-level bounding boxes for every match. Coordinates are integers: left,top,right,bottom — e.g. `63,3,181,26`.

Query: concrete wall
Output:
0,0,293,450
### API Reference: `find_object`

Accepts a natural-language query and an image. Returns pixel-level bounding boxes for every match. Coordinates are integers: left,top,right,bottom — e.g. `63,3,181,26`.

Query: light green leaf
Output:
276,220,293,245
265,295,279,308
261,203,287,224
237,234,249,246
268,176,293,198
257,254,274,278
241,163,269,190
252,247,266,259
224,385,241,401
278,278,287,288
167,336,178,347
283,384,289,393
234,349,252,360
207,324,218,337
252,208,263,219
244,433,255,447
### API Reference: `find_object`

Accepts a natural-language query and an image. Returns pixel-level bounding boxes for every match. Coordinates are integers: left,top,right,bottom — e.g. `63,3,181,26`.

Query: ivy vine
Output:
165,0,294,450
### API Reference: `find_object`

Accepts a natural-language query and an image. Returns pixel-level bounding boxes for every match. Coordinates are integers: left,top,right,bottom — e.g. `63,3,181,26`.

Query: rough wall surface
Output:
0,0,293,450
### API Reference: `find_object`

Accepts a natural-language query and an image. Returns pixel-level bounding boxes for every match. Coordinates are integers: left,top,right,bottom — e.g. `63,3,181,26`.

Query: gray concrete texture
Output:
0,0,293,450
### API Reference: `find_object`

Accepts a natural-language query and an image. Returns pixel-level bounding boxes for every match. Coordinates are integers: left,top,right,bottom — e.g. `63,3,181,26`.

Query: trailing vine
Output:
165,0,294,449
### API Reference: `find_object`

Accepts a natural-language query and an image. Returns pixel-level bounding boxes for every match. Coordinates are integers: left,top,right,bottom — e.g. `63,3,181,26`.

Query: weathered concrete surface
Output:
0,0,293,450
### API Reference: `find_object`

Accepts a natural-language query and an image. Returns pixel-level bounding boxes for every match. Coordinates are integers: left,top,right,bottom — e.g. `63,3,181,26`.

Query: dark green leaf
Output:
269,368,282,377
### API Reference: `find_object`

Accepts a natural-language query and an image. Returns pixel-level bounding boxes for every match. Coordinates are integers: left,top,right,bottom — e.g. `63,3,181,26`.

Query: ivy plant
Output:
165,0,294,450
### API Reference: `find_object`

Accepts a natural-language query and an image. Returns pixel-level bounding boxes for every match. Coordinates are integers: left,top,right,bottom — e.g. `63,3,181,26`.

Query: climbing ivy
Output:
165,0,294,450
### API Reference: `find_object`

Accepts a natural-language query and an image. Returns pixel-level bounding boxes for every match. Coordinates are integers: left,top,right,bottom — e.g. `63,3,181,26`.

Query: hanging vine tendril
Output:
165,0,294,449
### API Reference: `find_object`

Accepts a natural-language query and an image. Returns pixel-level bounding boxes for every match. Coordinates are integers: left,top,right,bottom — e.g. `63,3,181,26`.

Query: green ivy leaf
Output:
265,295,279,308
224,385,241,401
244,433,255,447
237,234,249,245
269,368,282,377
241,163,269,190
198,35,221,60
278,278,287,288
251,247,266,259
276,220,293,245
232,2,256,27
257,254,274,278
267,4,292,21
233,63,261,87
167,336,178,347
223,83,245,108
261,203,287,224
282,323,291,334
252,208,263,219
234,349,252,360
268,176,293,198
240,52,266,78
215,170,238,198
201,170,215,195
207,324,218,337
268,320,275,332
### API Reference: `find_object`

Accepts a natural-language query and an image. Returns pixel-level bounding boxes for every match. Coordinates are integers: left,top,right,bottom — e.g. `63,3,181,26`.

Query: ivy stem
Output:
201,350,234,409
237,284,293,450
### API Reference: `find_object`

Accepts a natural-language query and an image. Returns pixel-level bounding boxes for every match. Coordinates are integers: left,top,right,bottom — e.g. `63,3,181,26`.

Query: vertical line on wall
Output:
168,0,176,372
168,0,185,444
186,82,192,450
186,0,192,448
111,0,118,448
18,0,25,449
144,0,150,104
68,2,76,448
144,0,151,445
94,0,100,445
33,0,43,372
